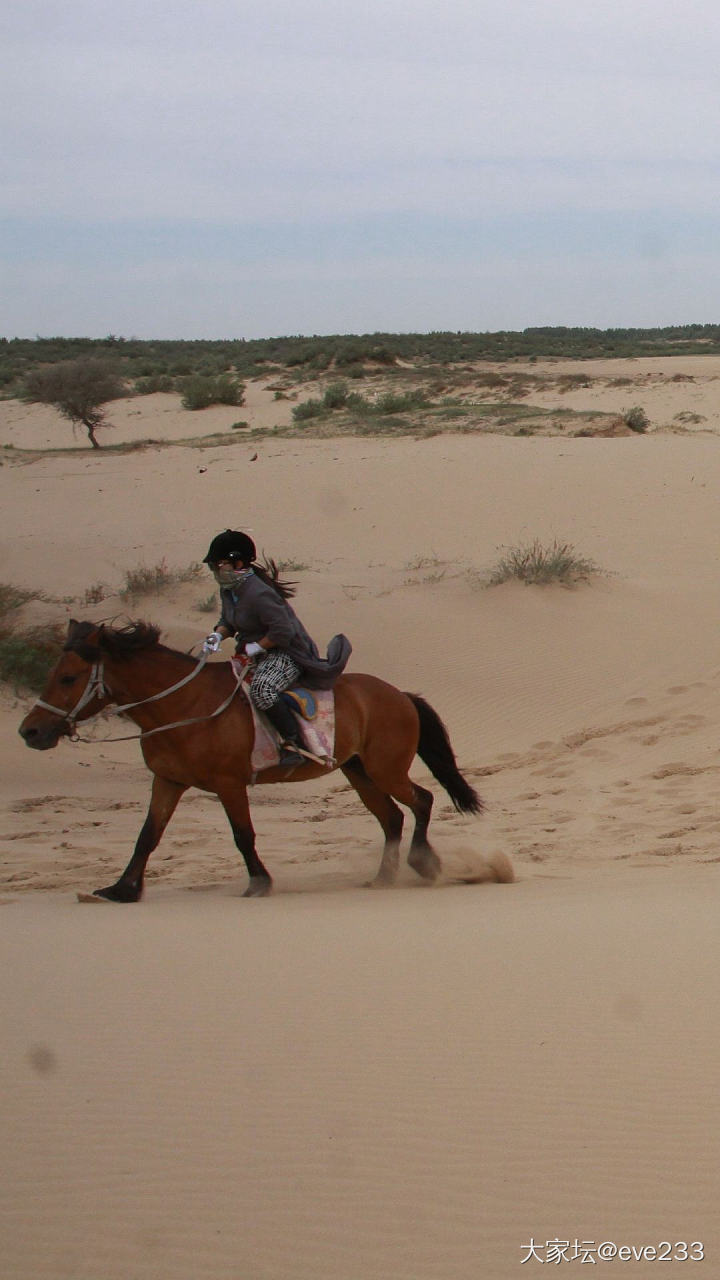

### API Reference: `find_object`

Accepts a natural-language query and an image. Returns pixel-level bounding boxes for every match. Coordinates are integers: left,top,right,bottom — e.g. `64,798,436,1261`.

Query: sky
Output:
3,0,720,339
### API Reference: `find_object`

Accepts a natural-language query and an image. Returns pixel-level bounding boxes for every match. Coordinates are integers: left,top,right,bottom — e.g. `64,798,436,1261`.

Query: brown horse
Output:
18,620,483,901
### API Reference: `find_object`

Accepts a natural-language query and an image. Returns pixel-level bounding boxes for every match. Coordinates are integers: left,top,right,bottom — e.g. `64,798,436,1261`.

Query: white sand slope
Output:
2,361,720,1276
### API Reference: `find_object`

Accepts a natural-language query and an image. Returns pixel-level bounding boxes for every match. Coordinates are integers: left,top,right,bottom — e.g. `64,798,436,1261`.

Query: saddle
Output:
231,658,335,775
281,687,318,720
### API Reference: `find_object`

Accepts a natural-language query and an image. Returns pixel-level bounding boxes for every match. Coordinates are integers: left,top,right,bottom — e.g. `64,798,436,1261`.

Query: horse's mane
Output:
65,619,165,661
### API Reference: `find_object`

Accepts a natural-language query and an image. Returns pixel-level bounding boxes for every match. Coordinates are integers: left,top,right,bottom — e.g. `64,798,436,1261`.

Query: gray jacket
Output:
217,572,351,689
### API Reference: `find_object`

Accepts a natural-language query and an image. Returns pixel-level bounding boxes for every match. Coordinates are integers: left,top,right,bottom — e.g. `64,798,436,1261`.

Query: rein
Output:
33,653,244,743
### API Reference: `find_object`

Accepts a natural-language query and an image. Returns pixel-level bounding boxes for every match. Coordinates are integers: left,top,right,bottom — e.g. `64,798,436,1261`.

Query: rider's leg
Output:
249,651,304,767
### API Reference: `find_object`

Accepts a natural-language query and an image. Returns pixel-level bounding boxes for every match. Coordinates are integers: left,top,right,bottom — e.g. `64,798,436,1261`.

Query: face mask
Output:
212,566,253,589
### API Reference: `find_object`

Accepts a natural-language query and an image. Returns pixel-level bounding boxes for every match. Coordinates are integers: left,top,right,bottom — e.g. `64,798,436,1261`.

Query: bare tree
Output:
22,358,126,448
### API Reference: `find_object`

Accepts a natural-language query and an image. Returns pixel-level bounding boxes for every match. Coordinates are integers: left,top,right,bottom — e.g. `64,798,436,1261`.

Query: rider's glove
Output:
244,641,265,659
202,631,224,654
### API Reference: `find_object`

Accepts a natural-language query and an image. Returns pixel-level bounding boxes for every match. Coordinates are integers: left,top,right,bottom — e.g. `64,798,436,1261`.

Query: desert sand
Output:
2,356,720,1277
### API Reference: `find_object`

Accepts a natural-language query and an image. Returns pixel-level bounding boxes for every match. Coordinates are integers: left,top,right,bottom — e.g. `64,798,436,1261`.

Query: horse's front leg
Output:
217,783,273,897
93,775,187,902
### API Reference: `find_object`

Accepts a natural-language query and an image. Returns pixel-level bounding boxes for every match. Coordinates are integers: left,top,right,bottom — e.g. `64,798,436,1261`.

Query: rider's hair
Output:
251,557,296,601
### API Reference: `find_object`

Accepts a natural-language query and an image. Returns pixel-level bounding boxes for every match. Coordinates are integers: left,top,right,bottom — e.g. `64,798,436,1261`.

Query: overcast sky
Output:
3,0,720,339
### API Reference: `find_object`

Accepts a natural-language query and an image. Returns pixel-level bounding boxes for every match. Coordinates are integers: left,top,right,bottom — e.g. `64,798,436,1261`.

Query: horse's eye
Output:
59,674,77,687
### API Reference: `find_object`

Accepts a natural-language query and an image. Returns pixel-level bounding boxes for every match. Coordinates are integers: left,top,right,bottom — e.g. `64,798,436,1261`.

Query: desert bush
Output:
135,374,175,395
674,411,705,425
181,374,245,410
475,371,509,389
292,398,325,422
374,390,428,414
121,559,203,599
0,583,40,621
623,406,650,433
194,592,217,613
488,539,600,586
322,382,349,410
82,583,110,606
0,623,64,692
214,374,245,405
181,377,218,410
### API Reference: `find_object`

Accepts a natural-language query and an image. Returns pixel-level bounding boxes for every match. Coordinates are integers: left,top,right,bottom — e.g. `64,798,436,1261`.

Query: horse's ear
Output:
64,619,102,659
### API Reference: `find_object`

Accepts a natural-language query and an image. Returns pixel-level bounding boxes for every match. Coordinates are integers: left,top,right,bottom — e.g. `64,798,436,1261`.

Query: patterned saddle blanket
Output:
231,658,336,775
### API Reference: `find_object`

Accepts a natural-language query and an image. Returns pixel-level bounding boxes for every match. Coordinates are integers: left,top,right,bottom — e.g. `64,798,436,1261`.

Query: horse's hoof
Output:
243,877,273,898
408,848,442,882
363,875,395,889
86,882,141,903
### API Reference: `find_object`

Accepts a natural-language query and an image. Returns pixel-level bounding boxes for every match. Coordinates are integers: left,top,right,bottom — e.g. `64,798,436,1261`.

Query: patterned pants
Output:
248,650,301,709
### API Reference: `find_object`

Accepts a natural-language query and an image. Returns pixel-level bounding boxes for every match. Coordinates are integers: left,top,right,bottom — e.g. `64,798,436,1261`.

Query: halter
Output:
32,653,243,742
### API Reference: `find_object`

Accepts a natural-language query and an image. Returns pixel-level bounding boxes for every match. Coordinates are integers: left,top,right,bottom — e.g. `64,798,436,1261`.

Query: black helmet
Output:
202,529,257,565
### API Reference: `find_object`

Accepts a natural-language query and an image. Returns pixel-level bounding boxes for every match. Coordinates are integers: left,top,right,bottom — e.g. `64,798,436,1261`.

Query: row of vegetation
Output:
1,541,601,692
3,324,720,395
11,357,653,449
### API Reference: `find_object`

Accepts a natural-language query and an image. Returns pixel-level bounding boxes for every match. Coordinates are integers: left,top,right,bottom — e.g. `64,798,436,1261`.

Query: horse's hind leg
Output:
362,752,442,883
405,782,442,882
93,775,186,902
342,756,404,887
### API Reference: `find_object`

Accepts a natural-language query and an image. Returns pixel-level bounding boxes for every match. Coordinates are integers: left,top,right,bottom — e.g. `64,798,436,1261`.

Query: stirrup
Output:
277,739,304,768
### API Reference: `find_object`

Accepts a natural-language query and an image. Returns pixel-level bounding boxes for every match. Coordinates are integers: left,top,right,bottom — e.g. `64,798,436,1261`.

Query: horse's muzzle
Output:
18,714,70,750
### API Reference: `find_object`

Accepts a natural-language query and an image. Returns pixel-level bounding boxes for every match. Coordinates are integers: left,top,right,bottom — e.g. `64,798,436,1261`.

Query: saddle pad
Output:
231,659,336,775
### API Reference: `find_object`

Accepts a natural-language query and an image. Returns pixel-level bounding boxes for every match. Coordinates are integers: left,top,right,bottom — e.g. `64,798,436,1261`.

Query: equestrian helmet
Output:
202,529,256,565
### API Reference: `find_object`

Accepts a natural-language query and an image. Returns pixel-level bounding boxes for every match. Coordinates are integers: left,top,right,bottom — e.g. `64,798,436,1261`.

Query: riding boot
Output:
263,698,305,768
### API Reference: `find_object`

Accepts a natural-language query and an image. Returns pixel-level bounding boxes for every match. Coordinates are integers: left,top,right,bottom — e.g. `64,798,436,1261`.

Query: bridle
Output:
35,660,109,727
32,653,243,743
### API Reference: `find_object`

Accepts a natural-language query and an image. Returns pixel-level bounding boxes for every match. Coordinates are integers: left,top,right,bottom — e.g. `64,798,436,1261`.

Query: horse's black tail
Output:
406,693,484,815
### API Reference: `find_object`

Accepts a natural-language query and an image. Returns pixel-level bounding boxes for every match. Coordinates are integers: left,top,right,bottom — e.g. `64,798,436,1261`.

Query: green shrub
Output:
623,405,650,433
135,374,175,394
0,583,40,622
375,390,428,414
292,398,325,422
345,392,373,415
0,624,64,692
214,374,245,406
488,539,600,586
322,381,349,410
181,374,245,410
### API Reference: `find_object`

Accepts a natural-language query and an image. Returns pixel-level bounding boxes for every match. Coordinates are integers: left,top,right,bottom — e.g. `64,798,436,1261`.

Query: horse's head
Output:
18,620,110,750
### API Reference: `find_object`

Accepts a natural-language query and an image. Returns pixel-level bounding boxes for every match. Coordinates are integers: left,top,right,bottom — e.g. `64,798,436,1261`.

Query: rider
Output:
202,529,351,768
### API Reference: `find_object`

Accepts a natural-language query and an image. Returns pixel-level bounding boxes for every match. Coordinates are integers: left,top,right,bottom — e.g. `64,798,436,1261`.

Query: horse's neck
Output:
103,649,202,724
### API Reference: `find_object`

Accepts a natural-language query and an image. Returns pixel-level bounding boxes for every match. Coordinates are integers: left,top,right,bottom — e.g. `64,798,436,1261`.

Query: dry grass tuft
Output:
488,539,601,587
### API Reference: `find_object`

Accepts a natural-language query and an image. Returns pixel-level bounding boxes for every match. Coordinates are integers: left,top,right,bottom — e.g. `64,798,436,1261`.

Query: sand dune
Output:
3,360,720,1276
